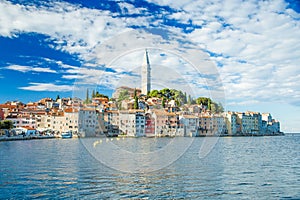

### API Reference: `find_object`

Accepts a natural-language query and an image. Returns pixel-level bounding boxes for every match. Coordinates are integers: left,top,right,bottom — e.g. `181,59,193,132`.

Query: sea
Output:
0,134,299,199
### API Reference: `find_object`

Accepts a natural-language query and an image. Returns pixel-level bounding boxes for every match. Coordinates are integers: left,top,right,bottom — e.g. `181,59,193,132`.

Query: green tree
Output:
208,99,211,110
134,88,137,97
84,89,90,104
196,97,212,106
162,97,166,108
117,89,130,109
0,120,13,129
149,90,158,97
210,103,216,113
184,92,187,104
175,90,186,106
175,99,180,107
94,91,109,99
161,88,171,99
134,96,139,109
215,102,224,113
133,88,138,109
56,95,60,101
118,90,129,101
92,90,95,98
188,95,192,105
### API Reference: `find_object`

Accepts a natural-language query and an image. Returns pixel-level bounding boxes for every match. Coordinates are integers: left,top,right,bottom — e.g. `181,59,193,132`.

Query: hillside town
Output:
0,87,282,139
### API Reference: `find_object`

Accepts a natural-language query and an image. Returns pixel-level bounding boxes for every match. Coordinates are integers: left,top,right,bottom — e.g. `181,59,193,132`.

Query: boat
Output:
61,131,72,139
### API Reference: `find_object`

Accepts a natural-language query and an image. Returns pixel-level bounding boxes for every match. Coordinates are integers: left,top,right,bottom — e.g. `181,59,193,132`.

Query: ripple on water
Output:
0,137,299,199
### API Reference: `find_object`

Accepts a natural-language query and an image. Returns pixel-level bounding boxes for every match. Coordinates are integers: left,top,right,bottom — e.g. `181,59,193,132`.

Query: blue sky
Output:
0,0,300,132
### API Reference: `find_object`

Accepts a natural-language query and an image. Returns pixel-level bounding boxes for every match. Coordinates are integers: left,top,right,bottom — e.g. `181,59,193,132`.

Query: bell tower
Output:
141,49,151,95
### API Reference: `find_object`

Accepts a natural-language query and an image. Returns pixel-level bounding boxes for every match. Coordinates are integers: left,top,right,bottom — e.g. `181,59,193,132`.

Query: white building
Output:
225,112,237,135
7,116,36,129
78,108,105,137
105,110,119,136
36,114,52,130
180,115,199,137
64,108,79,134
119,110,145,137
212,114,226,135
236,112,262,134
50,114,65,133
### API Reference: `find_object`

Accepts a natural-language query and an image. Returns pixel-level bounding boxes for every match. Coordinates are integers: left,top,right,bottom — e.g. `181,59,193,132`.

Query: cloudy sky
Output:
0,0,300,132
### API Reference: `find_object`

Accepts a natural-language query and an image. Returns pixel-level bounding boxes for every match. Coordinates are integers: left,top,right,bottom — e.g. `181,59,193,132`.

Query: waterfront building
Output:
236,111,262,134
6,115,36,129
212,114,226,135
104,110,119,136
261,112,281,134
225,112,237,135
269,120,280,133
165,112,183,136
151,109,168,137
119,110,145,137
78,108,105,137
145,112,155,137
248,111,262,134
198,115,213,136
262,113,273,124
64,108,79,134
36,113,52,130
150,109,183,136
22,126,37,136
50,113,65,133
180,115,199,137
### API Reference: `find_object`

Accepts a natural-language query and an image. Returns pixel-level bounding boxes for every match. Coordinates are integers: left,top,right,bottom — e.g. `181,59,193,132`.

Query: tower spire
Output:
142,49,151,95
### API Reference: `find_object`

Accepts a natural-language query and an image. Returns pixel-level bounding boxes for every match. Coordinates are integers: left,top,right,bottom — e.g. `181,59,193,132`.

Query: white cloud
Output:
19,83,75,91
1,0,300,111
0,0,130,59
5,65,57,73
173,0,300,107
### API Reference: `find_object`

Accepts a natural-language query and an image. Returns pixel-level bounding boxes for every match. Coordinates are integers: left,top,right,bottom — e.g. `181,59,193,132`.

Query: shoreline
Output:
0,135,59,142
0,132,285,142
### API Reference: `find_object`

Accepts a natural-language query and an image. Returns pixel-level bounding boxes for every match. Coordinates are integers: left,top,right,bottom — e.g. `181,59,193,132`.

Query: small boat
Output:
61,131,72,139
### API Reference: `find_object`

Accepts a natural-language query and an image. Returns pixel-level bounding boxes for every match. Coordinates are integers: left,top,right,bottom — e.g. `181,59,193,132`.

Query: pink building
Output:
145,113,155,137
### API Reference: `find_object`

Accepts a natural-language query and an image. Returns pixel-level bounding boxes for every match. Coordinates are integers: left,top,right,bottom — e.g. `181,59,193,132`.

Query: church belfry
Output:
141,49,151,95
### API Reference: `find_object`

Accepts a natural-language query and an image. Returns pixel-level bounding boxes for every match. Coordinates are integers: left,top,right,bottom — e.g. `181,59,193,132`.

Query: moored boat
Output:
61,131,72,139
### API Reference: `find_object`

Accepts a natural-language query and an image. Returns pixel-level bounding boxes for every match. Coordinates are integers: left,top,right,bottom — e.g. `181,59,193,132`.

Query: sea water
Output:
0,135,299,199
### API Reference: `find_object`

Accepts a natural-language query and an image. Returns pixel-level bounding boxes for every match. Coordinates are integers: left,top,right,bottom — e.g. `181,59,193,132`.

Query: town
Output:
0,50,282,139
0,86,282,139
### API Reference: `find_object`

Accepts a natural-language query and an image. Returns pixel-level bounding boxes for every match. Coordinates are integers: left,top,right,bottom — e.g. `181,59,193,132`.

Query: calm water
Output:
0,135,299,199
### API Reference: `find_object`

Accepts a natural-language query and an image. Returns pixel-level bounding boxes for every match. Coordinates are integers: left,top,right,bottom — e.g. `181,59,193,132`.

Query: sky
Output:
0,0,300,132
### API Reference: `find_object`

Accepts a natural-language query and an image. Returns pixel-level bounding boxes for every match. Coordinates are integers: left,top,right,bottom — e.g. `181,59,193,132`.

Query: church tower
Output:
141,49,151,95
